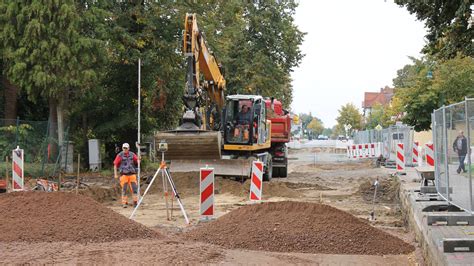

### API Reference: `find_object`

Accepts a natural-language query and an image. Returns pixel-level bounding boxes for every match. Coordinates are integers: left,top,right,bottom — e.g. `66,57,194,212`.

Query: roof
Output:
362,87,395,108
226,94,263,101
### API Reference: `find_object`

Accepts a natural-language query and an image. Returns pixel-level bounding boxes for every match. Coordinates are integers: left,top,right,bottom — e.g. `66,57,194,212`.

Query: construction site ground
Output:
2,145,424,265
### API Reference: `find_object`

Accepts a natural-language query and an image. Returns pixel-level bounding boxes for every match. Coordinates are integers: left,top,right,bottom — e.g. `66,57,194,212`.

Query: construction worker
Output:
114,143,139,208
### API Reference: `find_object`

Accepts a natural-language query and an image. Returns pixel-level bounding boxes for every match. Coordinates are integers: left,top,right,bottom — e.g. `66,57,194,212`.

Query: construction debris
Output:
184,201,415,255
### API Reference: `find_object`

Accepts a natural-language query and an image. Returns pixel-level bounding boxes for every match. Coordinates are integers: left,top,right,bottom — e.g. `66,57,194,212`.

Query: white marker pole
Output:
137,58,141,199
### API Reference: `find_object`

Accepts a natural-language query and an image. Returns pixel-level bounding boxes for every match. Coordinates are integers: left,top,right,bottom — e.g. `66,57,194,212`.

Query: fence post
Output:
14,116,19,148
5,156,9,192
465,98,472,213
442,106,450,201
432,112,438,192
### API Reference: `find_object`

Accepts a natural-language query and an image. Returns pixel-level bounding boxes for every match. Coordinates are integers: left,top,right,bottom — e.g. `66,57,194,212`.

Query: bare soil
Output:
1,147,422,264
0,191,161,243
184,201,414,255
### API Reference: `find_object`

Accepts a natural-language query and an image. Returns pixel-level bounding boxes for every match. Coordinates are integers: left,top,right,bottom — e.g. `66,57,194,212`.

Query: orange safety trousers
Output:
120,174,138,204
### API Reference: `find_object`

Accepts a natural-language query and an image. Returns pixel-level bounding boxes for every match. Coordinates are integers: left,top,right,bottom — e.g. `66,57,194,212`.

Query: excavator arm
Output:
181,13,225,130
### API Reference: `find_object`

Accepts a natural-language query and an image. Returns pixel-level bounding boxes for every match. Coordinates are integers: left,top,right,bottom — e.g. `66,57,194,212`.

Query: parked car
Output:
317,135,329,140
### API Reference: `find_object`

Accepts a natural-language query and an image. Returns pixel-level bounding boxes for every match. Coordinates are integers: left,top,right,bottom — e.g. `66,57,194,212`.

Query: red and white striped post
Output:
200,167,214,219
364,143,369,158
358,144,363,158
396,143,405,173
425,143,434,167
352,145,357,159
12,147,24,191
412,142,419,166
250,161,264,201
370,143,376,157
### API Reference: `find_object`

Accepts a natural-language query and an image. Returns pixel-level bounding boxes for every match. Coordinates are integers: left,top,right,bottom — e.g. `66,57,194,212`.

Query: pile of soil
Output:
359,177,400,203
0,192,162,243
79,185,121,203
184,201,414,255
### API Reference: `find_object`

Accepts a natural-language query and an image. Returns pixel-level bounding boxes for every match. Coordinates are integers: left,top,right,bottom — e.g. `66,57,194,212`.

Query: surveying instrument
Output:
130,140,190,224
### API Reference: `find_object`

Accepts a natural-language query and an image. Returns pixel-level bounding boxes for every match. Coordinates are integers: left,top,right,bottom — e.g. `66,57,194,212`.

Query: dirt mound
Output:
79,185,121,203
0,191,162,243
184,201,414,255
359,178,400,203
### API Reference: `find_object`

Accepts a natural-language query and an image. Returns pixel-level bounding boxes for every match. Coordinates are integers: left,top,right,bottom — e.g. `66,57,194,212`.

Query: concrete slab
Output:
391,167,474,265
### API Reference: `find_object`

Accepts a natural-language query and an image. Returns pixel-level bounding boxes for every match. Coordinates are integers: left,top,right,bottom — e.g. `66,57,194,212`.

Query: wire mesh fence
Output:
433,98,473,213
353,123,414,165
0,118,64,178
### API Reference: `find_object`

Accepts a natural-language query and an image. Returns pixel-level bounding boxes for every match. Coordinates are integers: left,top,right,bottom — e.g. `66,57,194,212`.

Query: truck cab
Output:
223,95,271,149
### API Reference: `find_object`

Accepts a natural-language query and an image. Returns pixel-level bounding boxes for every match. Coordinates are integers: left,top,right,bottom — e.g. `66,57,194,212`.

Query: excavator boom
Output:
156,13,250,176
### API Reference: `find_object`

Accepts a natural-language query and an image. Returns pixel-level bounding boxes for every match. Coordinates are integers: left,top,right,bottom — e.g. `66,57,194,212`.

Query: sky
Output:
291,0,427,128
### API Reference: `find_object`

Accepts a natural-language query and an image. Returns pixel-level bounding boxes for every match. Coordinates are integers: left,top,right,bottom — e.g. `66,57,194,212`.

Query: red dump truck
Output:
265,98,291,177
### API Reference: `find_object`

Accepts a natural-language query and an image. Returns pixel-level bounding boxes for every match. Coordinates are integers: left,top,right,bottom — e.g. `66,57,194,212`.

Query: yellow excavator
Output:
156,14,291,180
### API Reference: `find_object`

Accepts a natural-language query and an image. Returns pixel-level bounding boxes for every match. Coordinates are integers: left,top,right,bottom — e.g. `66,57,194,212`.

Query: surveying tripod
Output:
129,141,190,224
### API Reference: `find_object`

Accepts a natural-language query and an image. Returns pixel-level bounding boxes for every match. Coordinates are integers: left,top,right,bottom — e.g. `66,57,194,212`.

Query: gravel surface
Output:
185,201,415,255
0,191,161,243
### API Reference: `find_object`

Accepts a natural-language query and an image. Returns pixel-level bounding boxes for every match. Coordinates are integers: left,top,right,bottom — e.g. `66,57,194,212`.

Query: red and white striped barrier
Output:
250,161,264,201
412,142,419,166
396,143,405,172
349,143,383,159
12,147,24,191
200,167,214,218
369,143,375,157
425,143,434,167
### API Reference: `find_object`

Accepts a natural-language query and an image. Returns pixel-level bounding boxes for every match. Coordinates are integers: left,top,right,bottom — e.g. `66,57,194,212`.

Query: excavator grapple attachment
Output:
155,130,221,160
170,159,252,178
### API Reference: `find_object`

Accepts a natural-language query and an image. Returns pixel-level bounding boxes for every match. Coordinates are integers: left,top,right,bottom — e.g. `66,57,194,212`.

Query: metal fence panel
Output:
434,99,474,214
0,119,60,178
434,108,448,200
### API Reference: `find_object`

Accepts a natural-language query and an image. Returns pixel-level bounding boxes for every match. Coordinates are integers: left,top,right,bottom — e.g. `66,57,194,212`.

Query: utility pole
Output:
137,58,141,199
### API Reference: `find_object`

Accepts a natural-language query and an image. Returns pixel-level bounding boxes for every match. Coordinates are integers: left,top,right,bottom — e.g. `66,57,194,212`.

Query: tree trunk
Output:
49,99,58,162
82,113,88,168
2,77,18,125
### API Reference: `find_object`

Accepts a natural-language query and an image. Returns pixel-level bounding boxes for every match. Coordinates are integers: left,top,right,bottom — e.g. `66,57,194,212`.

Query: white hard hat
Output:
122,143,130,149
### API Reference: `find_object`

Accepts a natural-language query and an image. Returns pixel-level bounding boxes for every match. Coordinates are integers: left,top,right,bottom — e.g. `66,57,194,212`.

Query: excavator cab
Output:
223,95,271,149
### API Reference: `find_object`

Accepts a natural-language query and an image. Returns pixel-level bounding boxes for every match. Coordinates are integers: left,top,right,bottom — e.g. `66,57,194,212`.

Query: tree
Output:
394,55,474,131
307,118,324,136
298,112,313,130
335,103,362,136
392,57,425,88
395,0,473,59
224,0,305,107
0,1,107,144
365,103,394,129
322,127,333,137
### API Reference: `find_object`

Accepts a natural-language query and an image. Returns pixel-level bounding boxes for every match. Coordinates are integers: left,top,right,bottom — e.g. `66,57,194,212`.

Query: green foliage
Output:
335,103,363,135
365,103,394,129
307,118,324,136
395,56,474,131
322,127,333,137
0,1,304,163
298,113,314,129
0,1,107,102
395,0,473,59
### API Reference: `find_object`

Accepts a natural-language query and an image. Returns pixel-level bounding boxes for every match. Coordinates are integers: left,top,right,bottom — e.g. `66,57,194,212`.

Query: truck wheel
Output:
263,155,273,182
280,166,288,178
272,167,280,178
